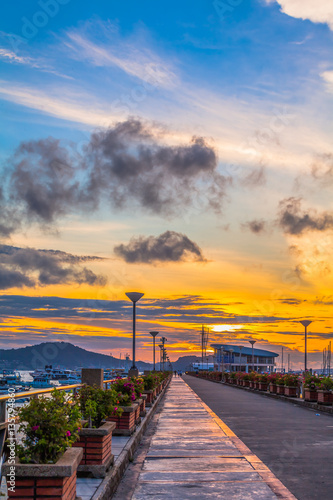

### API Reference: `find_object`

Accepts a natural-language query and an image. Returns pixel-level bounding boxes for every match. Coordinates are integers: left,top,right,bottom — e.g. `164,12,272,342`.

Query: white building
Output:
211,344,278,373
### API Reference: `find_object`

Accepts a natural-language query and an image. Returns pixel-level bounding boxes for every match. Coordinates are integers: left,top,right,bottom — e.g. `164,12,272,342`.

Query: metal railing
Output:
0,379,116,424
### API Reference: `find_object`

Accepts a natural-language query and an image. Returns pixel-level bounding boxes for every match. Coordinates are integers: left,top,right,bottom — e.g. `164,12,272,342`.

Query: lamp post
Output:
300,320,312,372
239,346,244,372
229,349,234,372
149,331,159,371
125,292,144,377
249,340,256,372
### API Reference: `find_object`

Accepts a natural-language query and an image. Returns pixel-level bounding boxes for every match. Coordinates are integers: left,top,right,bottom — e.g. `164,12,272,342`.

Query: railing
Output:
0,379,116,424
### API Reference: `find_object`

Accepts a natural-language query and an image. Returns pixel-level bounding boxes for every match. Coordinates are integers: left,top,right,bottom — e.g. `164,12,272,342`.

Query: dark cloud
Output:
278,198,333,235
0,245,106,289
242,219,267,234
2,119,228,236
114,230,206,264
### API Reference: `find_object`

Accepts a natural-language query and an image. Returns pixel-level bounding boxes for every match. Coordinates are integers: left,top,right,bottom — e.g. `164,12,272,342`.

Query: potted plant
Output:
248,372,256,389
283,374,299,397
73,385,121,477
3,389,82,500
303,375,320,402
242,373,250,387
143,373,158,406
229,372,237,384
108,378,139,435
317,377,333,405
276,374,285,395
258,373,269,391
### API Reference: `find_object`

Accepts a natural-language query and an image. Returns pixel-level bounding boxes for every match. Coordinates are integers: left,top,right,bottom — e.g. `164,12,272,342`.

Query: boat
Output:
29,374,53,388
29,365,81,384
0,369,22,385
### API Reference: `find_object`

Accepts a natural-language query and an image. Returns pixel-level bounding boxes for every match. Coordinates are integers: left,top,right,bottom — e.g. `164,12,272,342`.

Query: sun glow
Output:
211,325,245,333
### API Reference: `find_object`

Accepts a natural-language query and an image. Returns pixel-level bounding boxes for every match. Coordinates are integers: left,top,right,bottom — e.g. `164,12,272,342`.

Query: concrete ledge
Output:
3,447,83,477
79,422,116,437
91,378,171,500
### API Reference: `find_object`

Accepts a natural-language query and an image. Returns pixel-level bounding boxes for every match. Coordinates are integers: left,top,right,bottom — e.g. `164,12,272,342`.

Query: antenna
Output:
200,325,209,369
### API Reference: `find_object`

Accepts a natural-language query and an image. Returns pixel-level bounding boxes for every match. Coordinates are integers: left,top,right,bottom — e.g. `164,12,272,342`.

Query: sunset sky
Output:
0,1,332,369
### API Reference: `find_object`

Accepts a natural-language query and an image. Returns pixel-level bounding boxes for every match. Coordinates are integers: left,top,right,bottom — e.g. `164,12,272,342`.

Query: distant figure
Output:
174,370,177,377
179,370,182,377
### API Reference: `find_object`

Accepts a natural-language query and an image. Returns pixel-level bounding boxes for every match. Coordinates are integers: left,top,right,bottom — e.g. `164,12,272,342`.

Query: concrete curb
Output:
188,375,333,416
91,379,171,500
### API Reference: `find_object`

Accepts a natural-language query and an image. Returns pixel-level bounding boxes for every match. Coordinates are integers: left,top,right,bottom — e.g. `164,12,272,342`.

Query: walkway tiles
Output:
131,378,294,500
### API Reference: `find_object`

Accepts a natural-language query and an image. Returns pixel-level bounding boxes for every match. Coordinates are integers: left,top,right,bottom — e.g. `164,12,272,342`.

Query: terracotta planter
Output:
107,403,139,435
140,394,147,417
304,389,318,402
243,380,250,387
269,383,277,393
276,385,285,395
72,421,115,477
3,447,82,500
249,381,255,389
284,386,297,397
317,390,333,405
143,389,154,406
259,382,268,391
135,399,142,424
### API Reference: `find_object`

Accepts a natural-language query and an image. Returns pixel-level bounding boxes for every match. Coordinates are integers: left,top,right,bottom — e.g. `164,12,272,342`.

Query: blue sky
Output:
0,1,332,367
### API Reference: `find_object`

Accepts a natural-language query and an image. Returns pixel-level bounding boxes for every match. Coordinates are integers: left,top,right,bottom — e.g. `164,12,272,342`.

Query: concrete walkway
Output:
128,377,295,499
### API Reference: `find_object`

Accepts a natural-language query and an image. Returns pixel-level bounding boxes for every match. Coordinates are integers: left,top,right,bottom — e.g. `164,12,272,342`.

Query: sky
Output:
0,0,332,369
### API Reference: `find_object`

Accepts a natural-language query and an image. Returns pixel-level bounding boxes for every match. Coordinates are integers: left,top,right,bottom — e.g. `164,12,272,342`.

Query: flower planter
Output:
249,381,255,389
304,389,318,402
243,380,250,387
107,403,139,435
317,390,333,405
284,386,297,397
229,379,236,385
140,394,147,417
3,447,82,500
276,385,285,395
259,382,268,391
72,421,115,477
135,399,142,424
143,389,154,407
269,383,277,393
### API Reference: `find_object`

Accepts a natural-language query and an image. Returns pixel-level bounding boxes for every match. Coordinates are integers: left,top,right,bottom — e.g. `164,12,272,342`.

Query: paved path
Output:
120,377,295,499
184,374,333,500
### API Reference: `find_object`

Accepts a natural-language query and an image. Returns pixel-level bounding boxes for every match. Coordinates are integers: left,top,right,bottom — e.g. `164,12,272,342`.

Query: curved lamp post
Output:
249,340,256,372
149,331,159,371
300,320,312,372
125,292,144,375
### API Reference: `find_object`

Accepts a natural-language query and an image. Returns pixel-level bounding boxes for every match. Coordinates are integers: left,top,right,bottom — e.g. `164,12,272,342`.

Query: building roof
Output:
210,344,279,358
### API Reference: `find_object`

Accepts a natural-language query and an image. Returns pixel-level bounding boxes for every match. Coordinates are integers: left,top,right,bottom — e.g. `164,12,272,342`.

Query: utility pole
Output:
160,337,167,371
281,347,284,373
287,353,290,373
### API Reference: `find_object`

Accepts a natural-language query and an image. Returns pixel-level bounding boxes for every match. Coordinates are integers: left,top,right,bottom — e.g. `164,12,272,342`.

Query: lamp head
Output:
249,340,256,346
300,320,312,328
149,331,159,338
125,292,144,303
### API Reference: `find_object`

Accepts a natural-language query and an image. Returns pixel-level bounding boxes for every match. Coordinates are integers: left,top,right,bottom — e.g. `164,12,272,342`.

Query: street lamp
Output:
300,320,312,372
125,292,144,376
249,340,256,372
149,331,159,371
239,346,244,372
229,349,234,371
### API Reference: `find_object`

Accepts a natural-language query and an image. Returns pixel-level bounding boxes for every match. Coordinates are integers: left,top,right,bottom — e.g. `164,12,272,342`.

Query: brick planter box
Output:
317,390,333,405
3,447,82,500
276,385,285,395
140,395,147,417
258,382,268,391
249,381,255,389
269,383,277,393
143,389,154,407
243,380,250,387
72,421,115,477
304,389,318,402
135,399,142,425
284,386,297,397
107,403,139,435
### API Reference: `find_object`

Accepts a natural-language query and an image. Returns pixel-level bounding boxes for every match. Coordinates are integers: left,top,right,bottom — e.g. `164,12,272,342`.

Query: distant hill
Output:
0,342,152,371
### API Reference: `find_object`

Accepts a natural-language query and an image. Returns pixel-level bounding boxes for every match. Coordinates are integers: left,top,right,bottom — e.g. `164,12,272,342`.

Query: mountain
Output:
0,342,152,371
